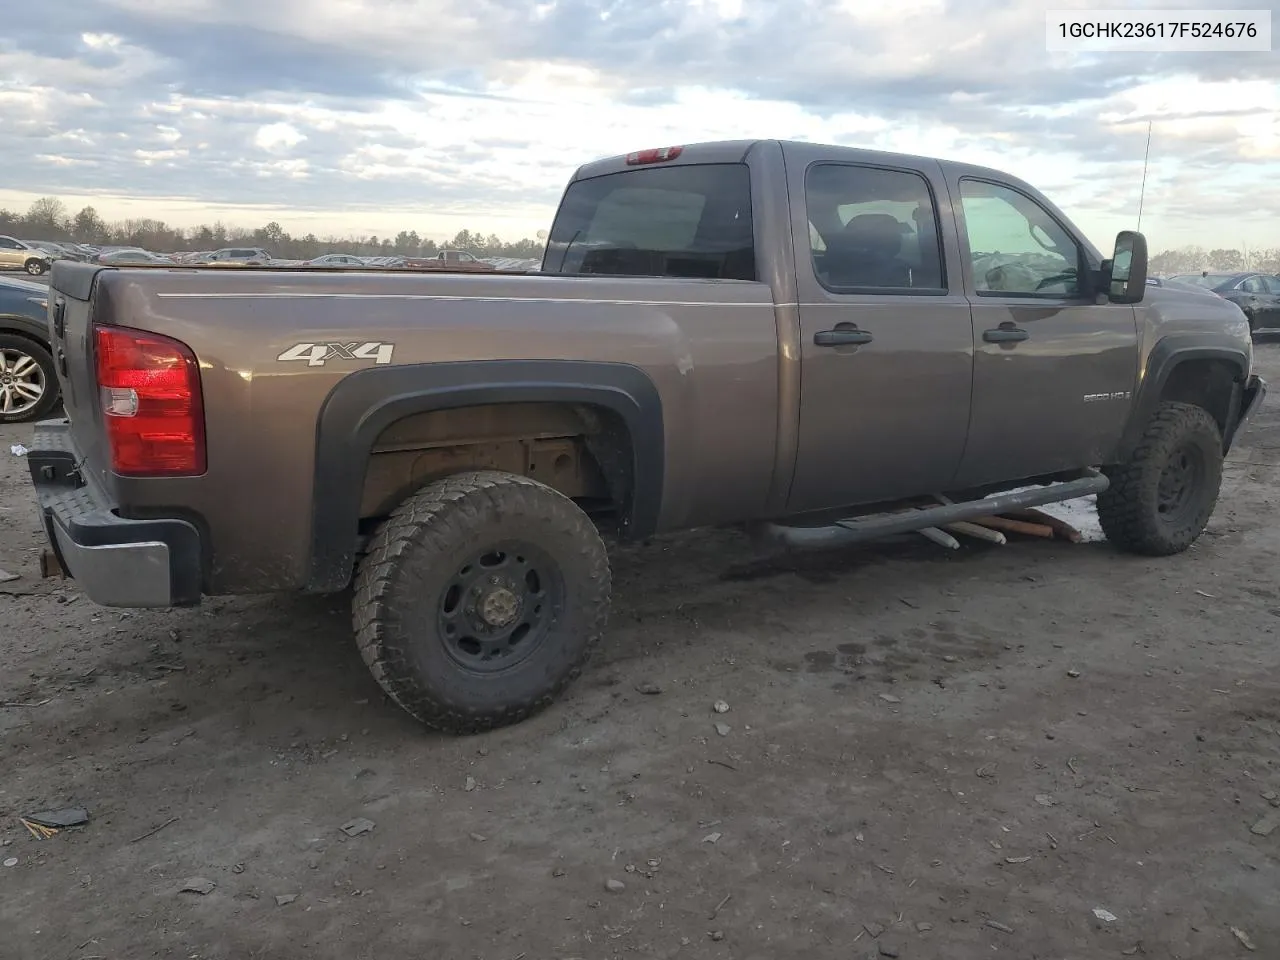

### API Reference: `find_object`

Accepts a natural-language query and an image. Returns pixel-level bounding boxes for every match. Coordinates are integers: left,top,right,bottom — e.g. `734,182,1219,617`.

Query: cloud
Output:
254,122,307,153
0,0,1276,246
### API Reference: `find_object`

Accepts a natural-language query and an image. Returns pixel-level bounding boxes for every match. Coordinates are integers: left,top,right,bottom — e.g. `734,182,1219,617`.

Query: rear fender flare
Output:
305,359,664,593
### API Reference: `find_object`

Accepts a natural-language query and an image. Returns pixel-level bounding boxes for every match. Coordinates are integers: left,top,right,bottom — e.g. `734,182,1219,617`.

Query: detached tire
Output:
1097,401,1224,556
353,470,611,734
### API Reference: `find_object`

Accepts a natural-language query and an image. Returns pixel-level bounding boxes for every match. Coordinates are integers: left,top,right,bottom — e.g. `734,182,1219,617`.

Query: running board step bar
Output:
753,469,1109,550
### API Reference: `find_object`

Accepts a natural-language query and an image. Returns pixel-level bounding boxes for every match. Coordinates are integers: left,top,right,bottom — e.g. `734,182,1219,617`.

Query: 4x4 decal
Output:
276,341,395,366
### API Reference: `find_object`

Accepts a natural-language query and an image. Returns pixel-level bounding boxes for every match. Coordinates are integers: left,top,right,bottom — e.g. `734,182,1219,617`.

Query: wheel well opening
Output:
1159,359,1237,438
357,401,636,531
0,327,50,351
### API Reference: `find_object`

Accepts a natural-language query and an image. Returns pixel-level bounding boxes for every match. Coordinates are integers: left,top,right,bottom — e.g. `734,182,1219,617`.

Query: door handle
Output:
814,327,874,347
983,325,1029,343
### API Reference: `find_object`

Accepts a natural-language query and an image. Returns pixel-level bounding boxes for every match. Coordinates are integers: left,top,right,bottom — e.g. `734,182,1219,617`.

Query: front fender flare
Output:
1115,333,1250,461
305,359,664,593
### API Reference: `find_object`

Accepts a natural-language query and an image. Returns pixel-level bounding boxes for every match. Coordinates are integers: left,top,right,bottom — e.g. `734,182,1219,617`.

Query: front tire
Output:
23,258,46,276
0,334,59,424
353,470,611,734
1097,401,1223,556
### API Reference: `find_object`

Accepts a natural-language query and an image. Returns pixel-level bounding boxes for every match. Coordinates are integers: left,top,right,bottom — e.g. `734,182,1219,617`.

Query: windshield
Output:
544,162,756,280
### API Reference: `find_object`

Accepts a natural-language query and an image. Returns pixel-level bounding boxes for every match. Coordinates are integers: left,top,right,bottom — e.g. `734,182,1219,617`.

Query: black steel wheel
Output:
1155,443,1205,526
1097,401,1223,556
436,542,564,674
353,470,611,734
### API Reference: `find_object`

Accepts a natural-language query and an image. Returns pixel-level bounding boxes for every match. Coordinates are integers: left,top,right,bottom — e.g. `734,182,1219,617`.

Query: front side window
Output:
959,180,1083,297
545,163,756,280
0,238,22,250
804,163,945,293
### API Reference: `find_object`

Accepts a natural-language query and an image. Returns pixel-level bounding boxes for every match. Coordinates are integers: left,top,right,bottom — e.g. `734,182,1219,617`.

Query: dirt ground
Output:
2,347,1280,960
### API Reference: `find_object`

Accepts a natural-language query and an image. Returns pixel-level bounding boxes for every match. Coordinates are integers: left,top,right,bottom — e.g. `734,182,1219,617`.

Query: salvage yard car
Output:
0,235,52,276
1169,272,1280,331
0,275,58,422
23,139,1265,734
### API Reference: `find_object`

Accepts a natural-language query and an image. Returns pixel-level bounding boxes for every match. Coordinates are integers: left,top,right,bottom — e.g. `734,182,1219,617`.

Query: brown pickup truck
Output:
25,139,1265,733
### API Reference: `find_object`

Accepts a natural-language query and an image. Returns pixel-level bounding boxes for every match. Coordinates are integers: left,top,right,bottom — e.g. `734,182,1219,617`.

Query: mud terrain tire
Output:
353,470,611,734
1097,401,1223,556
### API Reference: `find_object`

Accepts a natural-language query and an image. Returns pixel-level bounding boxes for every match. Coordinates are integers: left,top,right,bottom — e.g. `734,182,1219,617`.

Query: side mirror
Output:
1107,230,1148,303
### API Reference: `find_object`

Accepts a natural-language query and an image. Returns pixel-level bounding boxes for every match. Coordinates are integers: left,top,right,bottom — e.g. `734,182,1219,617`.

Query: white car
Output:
305,254,368,267
98,249,175,265
206,247,272,264
0,236,52,276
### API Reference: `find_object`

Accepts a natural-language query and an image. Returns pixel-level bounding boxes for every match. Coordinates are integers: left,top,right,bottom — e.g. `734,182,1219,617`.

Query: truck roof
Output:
570,138,1036,193
568,137,1091,260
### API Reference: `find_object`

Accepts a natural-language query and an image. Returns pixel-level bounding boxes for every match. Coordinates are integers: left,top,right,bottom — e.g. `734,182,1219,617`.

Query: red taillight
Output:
93,324,205,476
625,146,683,165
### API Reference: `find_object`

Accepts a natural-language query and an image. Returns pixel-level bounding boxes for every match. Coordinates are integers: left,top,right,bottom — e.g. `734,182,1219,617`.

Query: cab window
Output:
958,179,1083,297
804,163,945,293
546,163,756,280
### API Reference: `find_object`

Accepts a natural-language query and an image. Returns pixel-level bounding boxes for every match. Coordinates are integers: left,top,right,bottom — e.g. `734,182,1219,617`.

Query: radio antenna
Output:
1136,120,1153,231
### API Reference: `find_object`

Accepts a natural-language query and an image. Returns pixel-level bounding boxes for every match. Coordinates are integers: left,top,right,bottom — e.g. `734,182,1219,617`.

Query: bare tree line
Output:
0,197,545,260
1149,246,1280,276
3,196,1278,273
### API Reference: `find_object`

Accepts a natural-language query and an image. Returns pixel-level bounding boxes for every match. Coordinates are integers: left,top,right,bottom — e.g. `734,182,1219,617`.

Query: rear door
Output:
784,152,975,513
946,174,1139,488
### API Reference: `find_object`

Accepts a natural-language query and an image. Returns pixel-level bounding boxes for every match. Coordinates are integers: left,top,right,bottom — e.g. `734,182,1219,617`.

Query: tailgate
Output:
46,261,110,471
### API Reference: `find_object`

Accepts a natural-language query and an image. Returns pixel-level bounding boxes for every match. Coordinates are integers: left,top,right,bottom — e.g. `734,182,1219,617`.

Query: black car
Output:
0,275,58,423
1146,276,1224,296
1167,272,1280,331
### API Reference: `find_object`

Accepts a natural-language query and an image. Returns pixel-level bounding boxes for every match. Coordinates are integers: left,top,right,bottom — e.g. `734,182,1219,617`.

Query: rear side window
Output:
805,163,946,294
544,163,756,280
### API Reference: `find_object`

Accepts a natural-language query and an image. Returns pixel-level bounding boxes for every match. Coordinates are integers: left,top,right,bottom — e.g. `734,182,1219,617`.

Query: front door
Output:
948,176,1140,488
785,158,975,514
1242,275,1280,329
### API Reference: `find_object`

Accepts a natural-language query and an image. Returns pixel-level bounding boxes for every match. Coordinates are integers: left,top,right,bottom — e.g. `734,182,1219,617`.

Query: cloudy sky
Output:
1,0,1277,250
